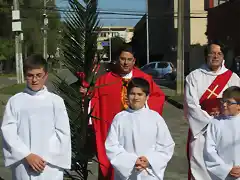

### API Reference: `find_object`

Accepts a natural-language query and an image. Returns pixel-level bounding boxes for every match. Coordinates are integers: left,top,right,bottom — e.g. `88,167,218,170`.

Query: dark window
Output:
148,63,156,69
157,62,168,68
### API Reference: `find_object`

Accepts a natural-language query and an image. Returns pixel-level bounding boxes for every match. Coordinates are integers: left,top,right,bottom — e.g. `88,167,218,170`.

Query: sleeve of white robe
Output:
143,116,175,179
105,118,138,179
1,98,31,167
185,74,213,137
203,120,232,179
46,96,71,169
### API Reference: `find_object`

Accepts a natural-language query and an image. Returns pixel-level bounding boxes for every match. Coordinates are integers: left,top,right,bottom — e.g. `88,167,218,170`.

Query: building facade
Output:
97,26,134,51
132,0,190,72
206,0,240,70
132,0,230,72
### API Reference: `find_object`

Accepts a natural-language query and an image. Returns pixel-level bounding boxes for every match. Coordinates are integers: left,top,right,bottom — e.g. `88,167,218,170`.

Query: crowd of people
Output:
1,42,240,180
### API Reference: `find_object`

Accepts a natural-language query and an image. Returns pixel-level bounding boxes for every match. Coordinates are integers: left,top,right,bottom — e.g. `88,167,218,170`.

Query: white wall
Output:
190,1,208,45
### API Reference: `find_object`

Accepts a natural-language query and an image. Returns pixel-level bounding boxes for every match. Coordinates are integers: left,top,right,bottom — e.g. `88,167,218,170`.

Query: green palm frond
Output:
61,0,100,77
53,0,100,179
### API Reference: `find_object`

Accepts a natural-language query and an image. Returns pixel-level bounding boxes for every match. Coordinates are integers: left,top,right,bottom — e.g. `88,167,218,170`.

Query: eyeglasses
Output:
220,99,240,106
208,52,224,57
119,57,134,62
26,73,46,80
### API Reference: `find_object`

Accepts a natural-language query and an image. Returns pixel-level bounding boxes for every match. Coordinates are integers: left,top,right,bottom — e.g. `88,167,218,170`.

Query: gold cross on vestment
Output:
207,85,219,99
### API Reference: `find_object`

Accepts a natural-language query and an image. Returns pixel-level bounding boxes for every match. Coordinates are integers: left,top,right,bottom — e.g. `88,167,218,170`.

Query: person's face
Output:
206,44,224,71
128,87,148,110
118,51,136,74
221,98,240,116
25,67,48,91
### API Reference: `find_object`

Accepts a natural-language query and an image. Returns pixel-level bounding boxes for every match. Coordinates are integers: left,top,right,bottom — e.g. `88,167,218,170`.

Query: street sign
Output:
101,41,109,46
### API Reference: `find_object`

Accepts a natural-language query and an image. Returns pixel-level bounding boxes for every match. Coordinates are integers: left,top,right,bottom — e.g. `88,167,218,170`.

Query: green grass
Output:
0,83,26,95
0,73,16,78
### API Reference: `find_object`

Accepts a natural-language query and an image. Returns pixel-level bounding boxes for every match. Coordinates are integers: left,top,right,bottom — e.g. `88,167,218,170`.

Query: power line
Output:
0,4,208,15
5,14,207,20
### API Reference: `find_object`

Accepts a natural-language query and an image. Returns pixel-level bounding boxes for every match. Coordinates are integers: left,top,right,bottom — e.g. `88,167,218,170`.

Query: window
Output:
141,63,155,70
148,63,156,69
157,62,168,68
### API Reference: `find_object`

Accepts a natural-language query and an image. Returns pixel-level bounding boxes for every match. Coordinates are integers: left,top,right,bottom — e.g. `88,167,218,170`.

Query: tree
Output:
21,0,61,57
53,0,100,179
0,0,13,38
0,38,14,60
0,0,61,59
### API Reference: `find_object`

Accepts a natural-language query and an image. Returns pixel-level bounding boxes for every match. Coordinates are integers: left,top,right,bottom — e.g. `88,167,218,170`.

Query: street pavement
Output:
0,72,187,180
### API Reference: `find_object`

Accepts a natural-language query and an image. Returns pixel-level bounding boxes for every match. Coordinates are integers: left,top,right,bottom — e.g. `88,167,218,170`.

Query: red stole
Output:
91,67,165,180
199,70,233,115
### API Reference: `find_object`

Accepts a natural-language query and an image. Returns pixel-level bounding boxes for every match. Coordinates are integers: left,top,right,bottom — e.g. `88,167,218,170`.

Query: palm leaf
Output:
53,0,101,179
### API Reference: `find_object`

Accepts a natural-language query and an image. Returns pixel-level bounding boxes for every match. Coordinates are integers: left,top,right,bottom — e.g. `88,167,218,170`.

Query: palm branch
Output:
52,0,100,179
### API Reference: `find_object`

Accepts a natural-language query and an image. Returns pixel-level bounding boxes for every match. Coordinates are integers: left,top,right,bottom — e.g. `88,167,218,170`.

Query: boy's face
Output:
128,87,148,110
25,67,48,91
221,98,240,116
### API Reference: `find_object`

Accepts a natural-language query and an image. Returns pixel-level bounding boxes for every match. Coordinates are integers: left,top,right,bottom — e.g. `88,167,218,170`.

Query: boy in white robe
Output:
204,86,240,180
1,54,71,180
105,77,175,180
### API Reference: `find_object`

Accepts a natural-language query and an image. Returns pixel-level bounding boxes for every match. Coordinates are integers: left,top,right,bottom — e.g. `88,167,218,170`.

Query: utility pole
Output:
43,0,49,60
12,0,23,84
146,0,150,64
19,33,24,83
176,0,184,95
109,26,112,62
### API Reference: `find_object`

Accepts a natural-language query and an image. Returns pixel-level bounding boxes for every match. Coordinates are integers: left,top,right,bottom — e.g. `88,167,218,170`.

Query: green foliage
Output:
0,0,12,37
0,0,61,57
53,0,100,179
21,0,61,55
0,83,26,95
0,38,14,60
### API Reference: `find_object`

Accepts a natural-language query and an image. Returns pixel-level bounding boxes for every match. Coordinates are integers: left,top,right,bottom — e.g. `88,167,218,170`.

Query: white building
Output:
97,26,134,51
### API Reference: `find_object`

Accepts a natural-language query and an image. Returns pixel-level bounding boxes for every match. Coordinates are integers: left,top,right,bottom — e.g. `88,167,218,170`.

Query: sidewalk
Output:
160,85,184,109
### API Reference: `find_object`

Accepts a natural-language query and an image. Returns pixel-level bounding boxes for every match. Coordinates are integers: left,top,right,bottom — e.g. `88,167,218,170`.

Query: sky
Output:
56,0,146,27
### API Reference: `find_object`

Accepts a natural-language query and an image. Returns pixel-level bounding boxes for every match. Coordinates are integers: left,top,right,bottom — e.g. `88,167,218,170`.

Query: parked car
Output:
140,61,176,80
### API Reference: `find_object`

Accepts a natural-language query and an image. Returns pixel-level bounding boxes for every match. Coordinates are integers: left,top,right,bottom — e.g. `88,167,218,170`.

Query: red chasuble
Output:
187,69,233,180
91,67,165,180
199,70,233,115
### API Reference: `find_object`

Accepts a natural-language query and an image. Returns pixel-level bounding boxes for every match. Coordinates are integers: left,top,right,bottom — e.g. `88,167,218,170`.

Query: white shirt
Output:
1,86,71,180
204,114,240,180
105,108,175,180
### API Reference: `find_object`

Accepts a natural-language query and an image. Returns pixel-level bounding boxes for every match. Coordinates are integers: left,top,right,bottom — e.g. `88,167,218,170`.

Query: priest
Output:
184,41,240,180
91,44,165,180
1,54,71,180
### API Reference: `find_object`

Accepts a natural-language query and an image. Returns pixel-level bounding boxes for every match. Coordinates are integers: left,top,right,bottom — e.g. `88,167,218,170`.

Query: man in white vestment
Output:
105,77,175,180
1,54,71,180
184,41,240,180
204,86,240,180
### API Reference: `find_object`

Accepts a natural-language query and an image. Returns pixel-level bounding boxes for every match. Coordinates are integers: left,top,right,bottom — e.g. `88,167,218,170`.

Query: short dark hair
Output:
127,77,150,96
223,86,240,102
117,43,135,57
204,40,227,58
23,54,48,73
